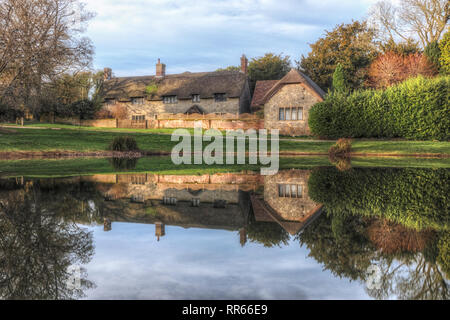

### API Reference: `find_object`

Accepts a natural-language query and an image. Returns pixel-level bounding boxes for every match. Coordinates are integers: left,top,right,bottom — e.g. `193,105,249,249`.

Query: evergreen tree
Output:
439,30,450,75
424,41,442,71
332,64,348,92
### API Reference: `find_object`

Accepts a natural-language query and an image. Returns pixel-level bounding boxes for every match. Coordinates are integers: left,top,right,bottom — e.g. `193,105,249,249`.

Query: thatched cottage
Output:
251,69,325,136
101,55,251,120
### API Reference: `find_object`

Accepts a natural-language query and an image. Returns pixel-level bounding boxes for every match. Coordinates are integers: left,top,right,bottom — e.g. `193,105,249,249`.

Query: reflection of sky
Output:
82,223,371,300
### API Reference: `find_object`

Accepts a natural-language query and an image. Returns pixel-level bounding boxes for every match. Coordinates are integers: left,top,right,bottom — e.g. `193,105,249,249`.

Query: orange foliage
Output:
368,52,437,88
367,219,435,254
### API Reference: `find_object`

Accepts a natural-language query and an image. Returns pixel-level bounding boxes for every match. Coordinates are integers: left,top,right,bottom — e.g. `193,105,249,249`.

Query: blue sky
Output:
84,0,378,76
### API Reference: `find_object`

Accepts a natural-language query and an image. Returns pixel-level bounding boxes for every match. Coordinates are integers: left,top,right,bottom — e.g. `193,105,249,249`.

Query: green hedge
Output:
309,76,450,140
307,167,450,231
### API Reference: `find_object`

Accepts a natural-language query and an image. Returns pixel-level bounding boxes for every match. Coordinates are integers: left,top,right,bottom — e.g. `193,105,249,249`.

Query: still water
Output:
0,167,448,300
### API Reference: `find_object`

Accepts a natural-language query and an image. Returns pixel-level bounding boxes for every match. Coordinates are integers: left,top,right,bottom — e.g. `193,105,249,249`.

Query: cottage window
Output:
163,95,178,104
278,184,302,198
192,94,200,102
278,107,303,121
292,107,297,120
278,108,285,121
298,107,303,120
214,93,227,102
285,108,291,120
131,97,144,105
132,115,145,121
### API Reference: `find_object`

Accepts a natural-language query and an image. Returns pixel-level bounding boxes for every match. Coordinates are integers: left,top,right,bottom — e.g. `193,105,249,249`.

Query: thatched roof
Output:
102,70,248,102
251,69,326,108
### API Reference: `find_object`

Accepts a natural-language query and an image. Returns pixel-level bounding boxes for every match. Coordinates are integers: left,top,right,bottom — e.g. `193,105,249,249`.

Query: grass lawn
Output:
0,125,449,155
1,156,449,178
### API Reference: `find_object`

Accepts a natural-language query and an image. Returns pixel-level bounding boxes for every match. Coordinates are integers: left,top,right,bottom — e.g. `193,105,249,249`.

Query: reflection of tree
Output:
0,182,95,299
109,157,138,171
297,212,375,280
247,220,290,248
368,253,448,300
297,210,449,300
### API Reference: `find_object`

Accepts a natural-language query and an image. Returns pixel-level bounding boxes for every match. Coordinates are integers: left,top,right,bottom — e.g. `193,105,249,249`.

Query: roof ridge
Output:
108,70,244,81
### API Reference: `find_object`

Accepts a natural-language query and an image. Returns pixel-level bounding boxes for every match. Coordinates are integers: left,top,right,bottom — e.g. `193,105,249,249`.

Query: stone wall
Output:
51,117,117,128
110,97,242,119
264,83,322,136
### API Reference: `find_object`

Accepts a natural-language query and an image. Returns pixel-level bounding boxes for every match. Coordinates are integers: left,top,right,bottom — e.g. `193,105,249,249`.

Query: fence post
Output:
116,118,118,128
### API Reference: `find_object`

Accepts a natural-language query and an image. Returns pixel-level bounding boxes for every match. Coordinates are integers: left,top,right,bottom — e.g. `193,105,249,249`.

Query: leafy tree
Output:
0,0,94,115
298,21,378,90
379,38,421,56
69,99,99,122
332,64,349,92
368,52,437,88
424,40,442,71
248,53,291,93
439,30,450,75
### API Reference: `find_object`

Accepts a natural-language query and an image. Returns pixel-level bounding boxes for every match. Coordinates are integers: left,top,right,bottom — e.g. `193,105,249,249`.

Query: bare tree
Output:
370,0,449,48
0,0,94,115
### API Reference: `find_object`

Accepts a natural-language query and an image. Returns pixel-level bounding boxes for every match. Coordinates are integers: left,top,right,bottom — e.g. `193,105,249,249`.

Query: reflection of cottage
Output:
95,173,258,232
155,222,165,241
101,56,251,119
251,170,323,235
251,69,325,136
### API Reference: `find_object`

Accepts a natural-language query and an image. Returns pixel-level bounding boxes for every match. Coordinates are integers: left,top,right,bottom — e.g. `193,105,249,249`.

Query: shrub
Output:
328,138,352,171
109,157,138,170
69,99,99,120
309,76,450,140
368,53,437,88
108,136,139,151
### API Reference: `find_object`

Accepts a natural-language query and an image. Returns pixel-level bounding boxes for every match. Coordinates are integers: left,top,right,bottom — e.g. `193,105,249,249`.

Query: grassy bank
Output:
1,126,449,156
0,156,449,178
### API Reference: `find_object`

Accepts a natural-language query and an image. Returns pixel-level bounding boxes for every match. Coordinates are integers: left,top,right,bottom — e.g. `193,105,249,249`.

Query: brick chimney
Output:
240,54,248,74
156,58,166,78
103,68,112,81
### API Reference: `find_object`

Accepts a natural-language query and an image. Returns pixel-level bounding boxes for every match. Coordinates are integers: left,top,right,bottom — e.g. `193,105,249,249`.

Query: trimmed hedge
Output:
309,76,450,140
307,167,450,232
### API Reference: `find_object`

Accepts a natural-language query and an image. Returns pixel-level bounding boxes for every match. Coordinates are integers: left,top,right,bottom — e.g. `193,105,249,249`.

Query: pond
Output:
0,164,448,300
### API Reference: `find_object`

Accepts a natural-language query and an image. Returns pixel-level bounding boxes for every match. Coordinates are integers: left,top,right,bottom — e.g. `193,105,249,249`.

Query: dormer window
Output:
131,97,144,105
163,95,178,104
214,93,227,102
192,94,200,103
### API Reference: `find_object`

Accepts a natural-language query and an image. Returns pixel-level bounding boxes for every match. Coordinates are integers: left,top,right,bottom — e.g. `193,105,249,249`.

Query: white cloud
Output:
83,0,379,76
82,223,370,299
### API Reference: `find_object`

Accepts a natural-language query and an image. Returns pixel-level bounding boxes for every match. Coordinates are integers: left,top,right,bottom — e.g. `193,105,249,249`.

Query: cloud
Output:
82,223,370,300
84,0,378,76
